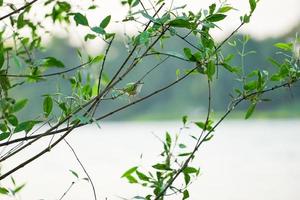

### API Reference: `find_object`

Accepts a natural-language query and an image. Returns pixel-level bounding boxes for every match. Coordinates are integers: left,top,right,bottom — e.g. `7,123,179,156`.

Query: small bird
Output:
122,81,144,96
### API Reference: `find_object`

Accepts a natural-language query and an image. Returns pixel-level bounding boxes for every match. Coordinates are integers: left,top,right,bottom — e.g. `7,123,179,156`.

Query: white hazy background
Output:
1,121,300,200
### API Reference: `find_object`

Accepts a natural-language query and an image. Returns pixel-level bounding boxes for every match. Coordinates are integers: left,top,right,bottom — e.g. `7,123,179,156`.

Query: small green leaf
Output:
179,143,186,148
135,31,150,45
165,132,171,148
100,15,111,29
206,14,226,22
169,18,191,28
249,0,256,12
183,167,199,174
207,60,216,80
183,190,190,200
0,187,9,195
183,48,192,60
84,34,96,41
244,81,257,91
184,173,191,185
178,152,192,157
152,163,171,170
13,184,25,194
0,132,10,141
219,6,233,13
125,175,138,183
0,50,4,69
43,96,53,117
14,121,40,133
12,99,28,113
203,134,214,142
91,54,104,64
43,57,65,68
69,170,79,178
0,123,7,132
121,166,138,178
245,103,256,119
8,115,18,126
182,115,188,125
74,13,89,26
274,43,293,51
136,171,150,182
91,26,105,34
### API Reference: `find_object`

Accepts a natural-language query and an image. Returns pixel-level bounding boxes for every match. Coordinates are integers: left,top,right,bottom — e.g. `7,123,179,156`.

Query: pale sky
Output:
2,0,300,52
82,0,300,39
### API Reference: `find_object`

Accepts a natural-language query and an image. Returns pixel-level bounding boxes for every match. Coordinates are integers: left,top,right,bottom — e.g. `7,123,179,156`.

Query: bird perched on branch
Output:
115,81,144,98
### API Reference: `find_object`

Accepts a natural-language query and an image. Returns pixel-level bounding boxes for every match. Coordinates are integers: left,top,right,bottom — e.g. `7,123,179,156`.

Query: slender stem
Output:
64,139,97,200
0,62,91,78
97,36,115,95
0,0,39,21
58,181,75,200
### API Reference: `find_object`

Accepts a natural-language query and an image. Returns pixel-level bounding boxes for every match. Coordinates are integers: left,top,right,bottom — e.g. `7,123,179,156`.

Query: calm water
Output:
1,120,300,200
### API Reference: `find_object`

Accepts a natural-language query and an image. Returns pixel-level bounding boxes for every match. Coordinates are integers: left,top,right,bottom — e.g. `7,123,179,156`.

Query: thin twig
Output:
0,0,39,21
58,181,75,200
64,139,97,200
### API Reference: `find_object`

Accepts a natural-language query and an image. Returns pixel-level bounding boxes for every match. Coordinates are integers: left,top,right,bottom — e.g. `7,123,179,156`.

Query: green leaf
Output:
74,13,89,26
130,0,140,7
12,99,28,113
244,81,257,91
14,121,40,133
91,26,105,35
17,12,25,29
184,173,190,185
43,96,53,117
8,115,18,126
207,60,215,80
179,143,186,148
274,43,293,51
13,184,25,194
0,50,4,69
241,14,250,23
209,3,216,15
91,54,104,64
0,187,9,195
169,18,191,28
182,115,188,125
136,171,150,182
0,132,10,141
206,14,226,22
0,123,7,132
121,166,138,178
219,6,233,13
125,175,138,183
178,152,192,157
0,0,3,6
84,34,96,41
135,31,150,45
183,48,192,60
195,121,213,131
165,132,171,148
245,103,256,119
69,170,79,178
100,15,111,29
43,57,65,68
152,163,171,170
183,190,190,200
183,167,199,174
249,0,256,12
203,134,214,142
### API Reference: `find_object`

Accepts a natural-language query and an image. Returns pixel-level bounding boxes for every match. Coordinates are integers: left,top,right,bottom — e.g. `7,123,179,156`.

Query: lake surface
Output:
1,120,300,200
